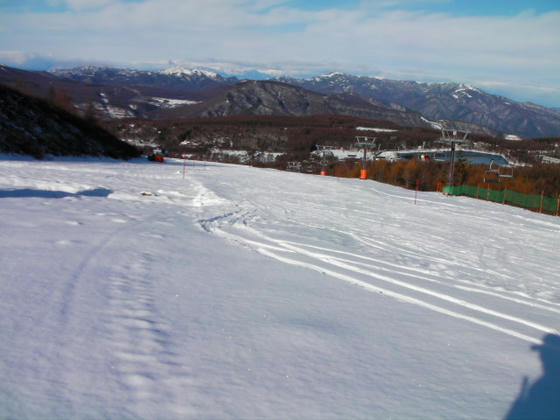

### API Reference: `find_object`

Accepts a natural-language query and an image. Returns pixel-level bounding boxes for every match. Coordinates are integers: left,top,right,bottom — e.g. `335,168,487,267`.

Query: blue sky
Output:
3,0,558,16
1,0,559,107
289,0,559,16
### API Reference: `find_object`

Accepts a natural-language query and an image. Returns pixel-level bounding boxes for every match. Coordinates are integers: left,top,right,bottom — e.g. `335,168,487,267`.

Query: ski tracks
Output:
60,212,194,417
103,250,194,417
200,211,559,346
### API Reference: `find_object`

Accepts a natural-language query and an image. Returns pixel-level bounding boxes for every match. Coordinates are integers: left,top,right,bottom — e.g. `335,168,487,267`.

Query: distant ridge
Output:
278,73,560,138
48,65,236,90
2,64,559,138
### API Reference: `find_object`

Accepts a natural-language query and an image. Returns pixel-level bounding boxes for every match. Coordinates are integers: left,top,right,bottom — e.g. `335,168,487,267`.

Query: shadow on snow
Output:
0,188,113,199
505,333,560,419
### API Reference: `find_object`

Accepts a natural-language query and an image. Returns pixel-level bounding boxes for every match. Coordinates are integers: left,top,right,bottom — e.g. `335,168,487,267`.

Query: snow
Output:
452,88,473,99
160,66,219,79
90,102,135,119
121,138,158,147
99,92,109,104
314,72,343,81
421,116,443,130
462,84,482,94
1,156,559,419
149,97,201,108
209,148,282,163
104,105,134,119
356,126,398,133
505,134,523,141
312,147,378,161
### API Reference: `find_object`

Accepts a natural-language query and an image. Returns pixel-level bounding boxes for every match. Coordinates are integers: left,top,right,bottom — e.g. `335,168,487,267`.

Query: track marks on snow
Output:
257,247,542,344
276,240,557,334
57,211,192,415
280,240,560,315
200,212,558,345
105,253,192,415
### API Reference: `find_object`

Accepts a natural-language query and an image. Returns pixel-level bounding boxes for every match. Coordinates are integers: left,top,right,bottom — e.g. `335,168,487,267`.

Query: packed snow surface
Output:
356,126,398,133
149,97,201,108
1,156,559,419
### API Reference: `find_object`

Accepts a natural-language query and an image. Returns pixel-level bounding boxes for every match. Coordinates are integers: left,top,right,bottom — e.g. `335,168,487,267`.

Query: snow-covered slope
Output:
1,156,558,418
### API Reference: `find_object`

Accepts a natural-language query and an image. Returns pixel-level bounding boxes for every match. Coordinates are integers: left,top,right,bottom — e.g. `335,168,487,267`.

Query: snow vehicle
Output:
148,148,165,162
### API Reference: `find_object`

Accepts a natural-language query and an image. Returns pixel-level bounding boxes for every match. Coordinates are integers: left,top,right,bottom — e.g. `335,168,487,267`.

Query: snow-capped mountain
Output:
279,73,560,138
2,64,558,138
159,66,221,80
49,65,236,90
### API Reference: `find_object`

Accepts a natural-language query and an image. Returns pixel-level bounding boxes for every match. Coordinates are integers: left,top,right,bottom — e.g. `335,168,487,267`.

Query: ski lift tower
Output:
355,136,377,179
437,128,469,187
316,145,335,176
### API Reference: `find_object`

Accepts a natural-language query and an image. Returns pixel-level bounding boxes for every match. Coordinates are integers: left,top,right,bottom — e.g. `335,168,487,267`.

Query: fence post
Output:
487,184,490,200
414,179,419,204
539,190,544,213
476,185,480,199
557,193,560,216
503,188,507,204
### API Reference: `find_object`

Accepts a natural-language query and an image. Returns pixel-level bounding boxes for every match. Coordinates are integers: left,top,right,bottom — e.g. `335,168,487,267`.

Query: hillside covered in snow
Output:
1,156,559,419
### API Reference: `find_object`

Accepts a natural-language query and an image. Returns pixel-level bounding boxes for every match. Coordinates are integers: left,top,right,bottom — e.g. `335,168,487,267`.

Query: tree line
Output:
317,158,560,197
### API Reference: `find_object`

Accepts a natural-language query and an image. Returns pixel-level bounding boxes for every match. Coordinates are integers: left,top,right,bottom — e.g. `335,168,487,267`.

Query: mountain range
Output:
1,64,559,139
279,73,560,139
49,65,237,91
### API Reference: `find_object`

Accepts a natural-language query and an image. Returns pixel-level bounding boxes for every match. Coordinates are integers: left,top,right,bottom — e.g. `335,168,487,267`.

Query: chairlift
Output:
499,165,514,178
437,128,470,145
484,159,500,184
301,160,313,173
287,161,301,172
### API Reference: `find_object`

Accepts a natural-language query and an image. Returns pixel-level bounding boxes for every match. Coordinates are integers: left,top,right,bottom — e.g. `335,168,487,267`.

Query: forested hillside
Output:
0,85,140,159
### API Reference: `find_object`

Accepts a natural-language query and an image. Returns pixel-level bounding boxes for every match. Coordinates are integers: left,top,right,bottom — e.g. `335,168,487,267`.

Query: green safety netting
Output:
442,185,560,213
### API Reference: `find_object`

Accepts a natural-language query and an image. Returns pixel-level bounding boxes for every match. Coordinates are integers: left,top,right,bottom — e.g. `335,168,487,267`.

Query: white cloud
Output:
0,50,33,64
64,0,119,10
471,80,560,106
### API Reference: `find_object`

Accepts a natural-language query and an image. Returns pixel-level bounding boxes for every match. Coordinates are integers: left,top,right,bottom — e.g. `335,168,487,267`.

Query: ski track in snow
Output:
206,221,556,345
60,213,195,416
193,173,559,346
89,219,198,417
103,250,194,417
